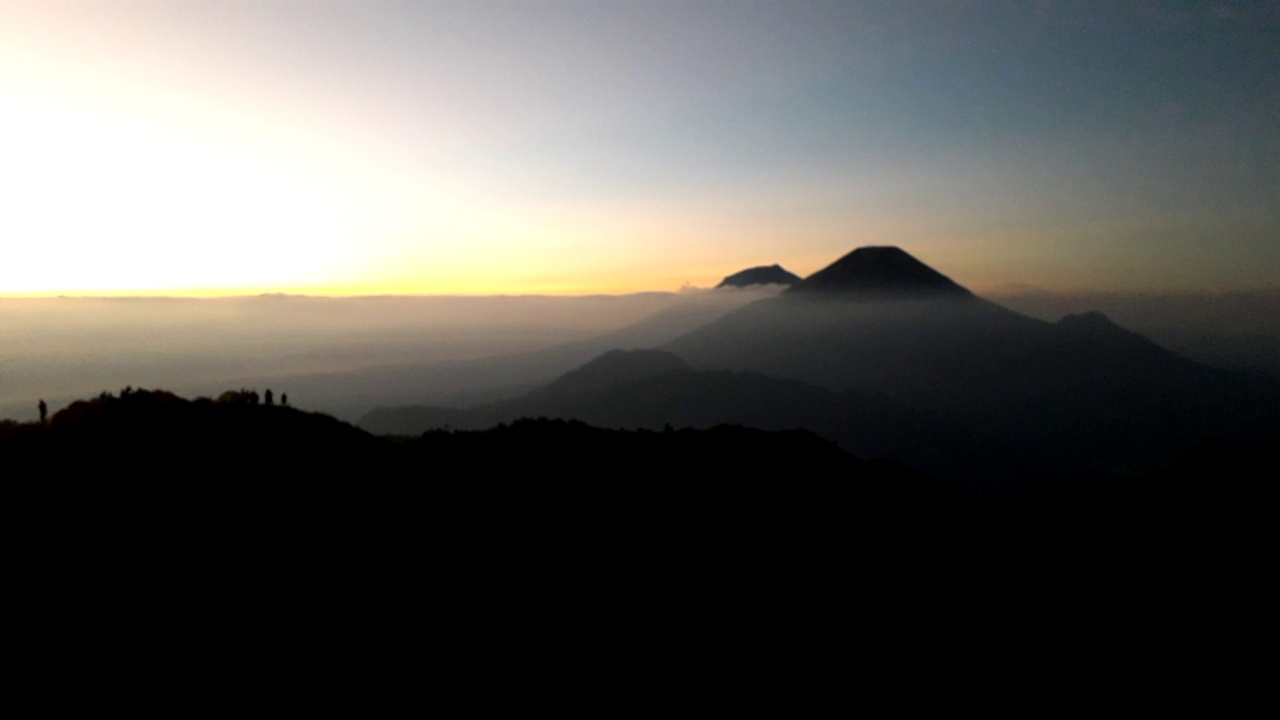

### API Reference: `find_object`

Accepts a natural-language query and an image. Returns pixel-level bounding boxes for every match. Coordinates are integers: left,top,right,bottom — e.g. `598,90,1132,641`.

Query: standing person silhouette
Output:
264,389,274,406
38,399,47,424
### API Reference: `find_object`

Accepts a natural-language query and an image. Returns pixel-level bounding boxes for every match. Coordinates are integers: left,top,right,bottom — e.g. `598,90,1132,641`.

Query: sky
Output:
1,0,1276,296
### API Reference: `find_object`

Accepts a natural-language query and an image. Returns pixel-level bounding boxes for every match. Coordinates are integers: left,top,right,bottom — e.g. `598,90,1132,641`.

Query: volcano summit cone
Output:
790,246,973,299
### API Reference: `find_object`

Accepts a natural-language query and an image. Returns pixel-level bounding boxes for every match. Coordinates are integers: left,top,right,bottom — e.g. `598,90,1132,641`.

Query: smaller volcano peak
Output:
790,246,972,299
716,264,802,288
1057,310,1118,328
1055,311,1136,340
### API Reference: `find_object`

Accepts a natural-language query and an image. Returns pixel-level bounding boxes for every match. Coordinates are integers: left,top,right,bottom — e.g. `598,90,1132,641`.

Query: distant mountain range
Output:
363,246,1280,493
668,247,1279,468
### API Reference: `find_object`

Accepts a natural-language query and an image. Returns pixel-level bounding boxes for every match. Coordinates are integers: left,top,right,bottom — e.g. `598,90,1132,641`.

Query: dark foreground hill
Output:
6,387,1273,675
9,387,1274,534
6,388,981,601
3,388,957,504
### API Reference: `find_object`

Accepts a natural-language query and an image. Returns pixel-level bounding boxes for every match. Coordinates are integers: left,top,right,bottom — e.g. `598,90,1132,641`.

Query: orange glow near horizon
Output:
0,264,731,299
3,3,1275,300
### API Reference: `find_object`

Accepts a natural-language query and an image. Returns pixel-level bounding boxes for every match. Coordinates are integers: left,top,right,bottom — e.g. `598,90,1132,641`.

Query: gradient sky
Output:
1,1,1276,296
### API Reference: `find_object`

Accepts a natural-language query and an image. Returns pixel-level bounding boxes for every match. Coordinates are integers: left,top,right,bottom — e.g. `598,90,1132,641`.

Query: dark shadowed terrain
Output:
6,384,1272,681
6,386,1272,552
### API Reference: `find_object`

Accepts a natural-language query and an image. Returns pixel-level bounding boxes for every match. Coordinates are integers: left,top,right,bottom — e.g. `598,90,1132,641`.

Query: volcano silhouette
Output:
663,246,1279,473
790,246,972,298
666,247,1023,406
357,246,1279,492
716,264,802,288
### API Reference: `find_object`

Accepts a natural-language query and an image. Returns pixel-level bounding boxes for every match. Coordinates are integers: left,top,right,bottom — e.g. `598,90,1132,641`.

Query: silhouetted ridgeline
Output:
6,388,1273,521
6,388,973,599
4,388,950,499
6,387,1273,672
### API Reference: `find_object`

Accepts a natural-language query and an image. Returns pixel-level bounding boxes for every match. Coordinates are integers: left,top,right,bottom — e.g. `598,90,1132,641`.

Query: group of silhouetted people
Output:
38,387,290,422
230,388,288,406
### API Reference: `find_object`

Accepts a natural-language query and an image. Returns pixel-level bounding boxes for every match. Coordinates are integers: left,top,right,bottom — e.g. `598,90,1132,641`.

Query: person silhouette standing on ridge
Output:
38,399,47,424
264,389,274,406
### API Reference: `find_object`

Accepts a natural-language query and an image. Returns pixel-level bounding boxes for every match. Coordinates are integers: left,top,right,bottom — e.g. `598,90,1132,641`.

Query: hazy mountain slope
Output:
360,349,1039,493
361,246,1277,487
251,287,781,419
666,292,1047,408
995,289,1280,378
663,246,1280,470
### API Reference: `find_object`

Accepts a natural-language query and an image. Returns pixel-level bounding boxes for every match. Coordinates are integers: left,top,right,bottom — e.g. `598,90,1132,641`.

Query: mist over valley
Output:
0,285,781,421
7,246,1272,501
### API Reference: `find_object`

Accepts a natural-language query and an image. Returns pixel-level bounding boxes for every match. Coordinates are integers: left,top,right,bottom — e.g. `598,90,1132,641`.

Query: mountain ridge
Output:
345,245,1279,494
